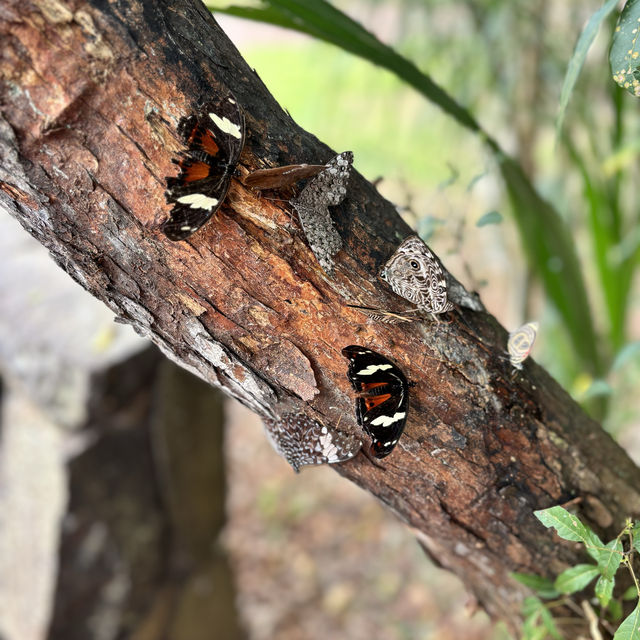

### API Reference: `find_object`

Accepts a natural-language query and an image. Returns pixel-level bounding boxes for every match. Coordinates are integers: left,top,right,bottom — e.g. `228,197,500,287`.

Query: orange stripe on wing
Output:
200,129,220,156
182,161,210,182
363,394,391,410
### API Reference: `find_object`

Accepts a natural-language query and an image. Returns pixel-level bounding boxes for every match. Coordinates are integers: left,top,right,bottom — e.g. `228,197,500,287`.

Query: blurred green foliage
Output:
212,0,640,431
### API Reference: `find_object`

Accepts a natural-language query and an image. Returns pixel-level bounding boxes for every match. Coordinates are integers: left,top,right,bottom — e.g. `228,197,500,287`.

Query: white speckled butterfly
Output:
289,151,353,274
262,412,361,472
379,235,454,315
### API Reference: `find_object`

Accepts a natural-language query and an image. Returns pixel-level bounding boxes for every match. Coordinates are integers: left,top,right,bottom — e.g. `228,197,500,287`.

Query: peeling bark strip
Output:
1,0,639,631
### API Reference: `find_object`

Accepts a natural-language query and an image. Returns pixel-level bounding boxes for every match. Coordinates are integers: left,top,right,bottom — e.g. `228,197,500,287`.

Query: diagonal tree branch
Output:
1,0,639,632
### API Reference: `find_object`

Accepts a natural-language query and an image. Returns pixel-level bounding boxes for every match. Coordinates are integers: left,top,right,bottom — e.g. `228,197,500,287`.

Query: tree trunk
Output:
1,0,639,632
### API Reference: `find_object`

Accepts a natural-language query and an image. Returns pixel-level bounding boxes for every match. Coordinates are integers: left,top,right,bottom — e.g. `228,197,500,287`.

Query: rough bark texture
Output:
1,0,640,632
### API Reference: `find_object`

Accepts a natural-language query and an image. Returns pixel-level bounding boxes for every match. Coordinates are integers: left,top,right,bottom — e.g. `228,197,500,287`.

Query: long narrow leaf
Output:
564,136,622,351
557,0,621,137
499,158,601,370
214,0,482,132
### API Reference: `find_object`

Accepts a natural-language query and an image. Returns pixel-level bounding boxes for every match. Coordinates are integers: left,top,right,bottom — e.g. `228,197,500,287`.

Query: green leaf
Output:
523,596,545,617
522,596,561,640
608,227,640,266
611,0,640,98
555,564,600,594
563,136,629,354
498,158,601,374
632,522,640,554
214,0,482,132
522,623,549,640
522,597,544,639
614,602,640,639
579,379,614,401
598,538,624,580
417,216,445,242
556,0,621,136
476,210,503,227
623,585,639,601
613,342,640,370
534,507,604,552
596,575,615,608
512,572,561,599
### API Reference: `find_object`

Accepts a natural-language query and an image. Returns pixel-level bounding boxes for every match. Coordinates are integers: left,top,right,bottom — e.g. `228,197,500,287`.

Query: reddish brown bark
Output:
1,0,639,632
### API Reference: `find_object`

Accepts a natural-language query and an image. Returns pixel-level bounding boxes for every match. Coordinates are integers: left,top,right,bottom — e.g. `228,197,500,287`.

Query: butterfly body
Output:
342,345,409,458
380,235,454,314
164,94,245,241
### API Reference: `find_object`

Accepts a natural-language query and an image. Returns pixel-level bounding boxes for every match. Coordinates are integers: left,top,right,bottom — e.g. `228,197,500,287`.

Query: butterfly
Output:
379,235,454,315
244,163,325,190
507,321,539,370
342,345,409,458
164,93,245,241
289,151,353,274
262,412,361,472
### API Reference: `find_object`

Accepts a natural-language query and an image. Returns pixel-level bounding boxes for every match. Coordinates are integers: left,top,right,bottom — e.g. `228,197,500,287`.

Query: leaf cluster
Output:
513,506,640,639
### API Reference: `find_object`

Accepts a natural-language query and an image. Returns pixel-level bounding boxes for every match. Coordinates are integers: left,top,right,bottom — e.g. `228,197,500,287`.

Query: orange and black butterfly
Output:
164,93,245,240
342,345,409,459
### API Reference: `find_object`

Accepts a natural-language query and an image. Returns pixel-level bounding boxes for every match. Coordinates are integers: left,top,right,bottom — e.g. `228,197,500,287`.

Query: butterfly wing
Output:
164,94,245,241
423,244,454,313
290,151,353,273
293,202,342,273
380,236,454,314
507,321,539,369
342,345,409,458
244,163,325,189
263,413,361,472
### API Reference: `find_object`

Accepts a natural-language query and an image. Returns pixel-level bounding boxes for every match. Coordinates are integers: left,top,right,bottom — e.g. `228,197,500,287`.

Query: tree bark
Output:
1,0,639,632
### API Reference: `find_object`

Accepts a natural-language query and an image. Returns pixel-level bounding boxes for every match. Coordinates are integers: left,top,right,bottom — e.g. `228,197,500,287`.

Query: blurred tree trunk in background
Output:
2,0,640,636
0,218,244,640
47,353,245,640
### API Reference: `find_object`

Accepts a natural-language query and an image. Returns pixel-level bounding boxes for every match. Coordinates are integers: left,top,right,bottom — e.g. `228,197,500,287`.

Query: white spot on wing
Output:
176,194,219,210
209,112,242,139
357,364,393,376
370,412,406,427
319,432,338,459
